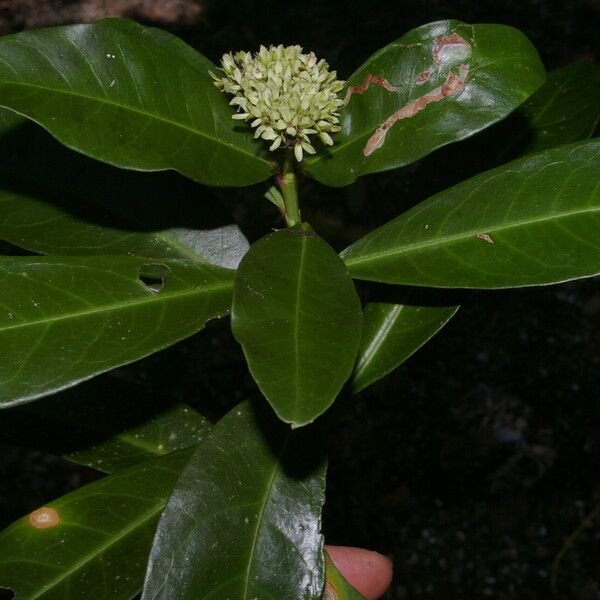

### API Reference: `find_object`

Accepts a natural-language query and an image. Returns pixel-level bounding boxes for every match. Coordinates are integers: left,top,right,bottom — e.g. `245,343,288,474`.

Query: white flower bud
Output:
261,127,278,140
319,132,334,146
294,142,303,162
269,136,282,151
301,141,316,154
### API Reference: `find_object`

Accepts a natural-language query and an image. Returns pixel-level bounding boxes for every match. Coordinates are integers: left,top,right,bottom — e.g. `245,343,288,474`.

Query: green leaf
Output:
231,225,363,426
68,403,211,473
0,18,274,186
142,401,327,600
0,255,233,407
324,551,366,600
353,303,459,393
0,448,193,600
304,20,545,187
342,139,600,289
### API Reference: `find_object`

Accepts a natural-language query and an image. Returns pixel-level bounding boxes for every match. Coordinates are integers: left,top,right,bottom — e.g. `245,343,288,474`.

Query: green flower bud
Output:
211,45,345,161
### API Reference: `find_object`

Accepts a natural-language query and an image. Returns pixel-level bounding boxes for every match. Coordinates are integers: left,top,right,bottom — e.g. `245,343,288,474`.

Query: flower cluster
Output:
211,45,345,162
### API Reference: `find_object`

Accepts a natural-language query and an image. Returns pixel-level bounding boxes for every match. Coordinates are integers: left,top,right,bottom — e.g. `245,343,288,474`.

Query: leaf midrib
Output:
0,79,271,167
292,236,308,420
344,204,600,267
0,280,232,334
238,438,288,600
353,304,404,382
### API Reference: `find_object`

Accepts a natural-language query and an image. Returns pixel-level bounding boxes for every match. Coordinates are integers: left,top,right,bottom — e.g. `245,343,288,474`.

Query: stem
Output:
551,498,600,589
277,156,300,227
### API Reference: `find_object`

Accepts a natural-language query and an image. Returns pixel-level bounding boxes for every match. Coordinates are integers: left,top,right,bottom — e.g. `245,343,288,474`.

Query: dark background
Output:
1,1,600,598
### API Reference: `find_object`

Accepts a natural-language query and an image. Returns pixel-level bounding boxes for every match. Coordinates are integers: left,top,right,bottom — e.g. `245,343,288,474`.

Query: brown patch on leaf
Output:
415,68,433,84
343,74,398,105
363,65,469,156
476,232,495,244
433,33,472,65
29,506,60,529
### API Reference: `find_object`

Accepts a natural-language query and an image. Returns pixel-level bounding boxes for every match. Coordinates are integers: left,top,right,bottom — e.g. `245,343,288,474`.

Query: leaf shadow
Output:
0,119,238,236
0,375,180,457
249,399,328,479
357,281,465,309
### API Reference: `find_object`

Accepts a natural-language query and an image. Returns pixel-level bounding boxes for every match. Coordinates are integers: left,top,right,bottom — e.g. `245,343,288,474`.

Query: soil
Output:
1,1,600,599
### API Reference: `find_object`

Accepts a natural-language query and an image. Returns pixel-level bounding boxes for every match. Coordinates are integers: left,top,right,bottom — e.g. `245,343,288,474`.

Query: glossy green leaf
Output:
0,255,233,407
231,225,363,426
143,401,327,600
353,303,459,393
342,139,600,289
304,20,545,187
0,448,193,600
0,18,274,186
324,552,366,600
68,403,211,473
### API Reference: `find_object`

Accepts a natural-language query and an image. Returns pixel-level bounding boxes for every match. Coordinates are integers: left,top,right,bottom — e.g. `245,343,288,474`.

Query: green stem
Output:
551,498,600,589
278,157,300,227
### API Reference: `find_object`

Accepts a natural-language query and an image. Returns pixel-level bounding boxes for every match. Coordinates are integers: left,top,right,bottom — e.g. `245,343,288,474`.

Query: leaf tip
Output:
288,414,315,429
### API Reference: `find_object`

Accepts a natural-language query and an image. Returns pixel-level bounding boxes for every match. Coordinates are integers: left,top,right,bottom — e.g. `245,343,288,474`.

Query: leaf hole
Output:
138,263,171,293
0,588,15,600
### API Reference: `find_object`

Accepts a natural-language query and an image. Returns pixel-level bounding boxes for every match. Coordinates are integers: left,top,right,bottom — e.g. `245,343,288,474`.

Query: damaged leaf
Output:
0,256,233,407
0,448,194,600
304,20,545,186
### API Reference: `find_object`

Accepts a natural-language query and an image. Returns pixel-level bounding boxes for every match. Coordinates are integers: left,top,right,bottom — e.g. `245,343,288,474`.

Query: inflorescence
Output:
211,45,345,162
